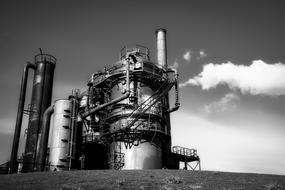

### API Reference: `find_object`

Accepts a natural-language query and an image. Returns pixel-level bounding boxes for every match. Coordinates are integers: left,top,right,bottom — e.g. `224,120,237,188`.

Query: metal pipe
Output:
22,60,46,172
10,62,36,173
81,61,130,119
155,28,167,68
68,94,79,170
36,105,54,171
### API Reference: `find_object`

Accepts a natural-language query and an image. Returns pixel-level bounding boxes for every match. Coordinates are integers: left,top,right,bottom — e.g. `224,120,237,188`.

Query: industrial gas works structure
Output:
9,29,200,173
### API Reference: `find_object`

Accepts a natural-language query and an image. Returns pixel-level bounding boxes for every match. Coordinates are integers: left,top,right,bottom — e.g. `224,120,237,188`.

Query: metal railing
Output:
172,146,198,157
34,53,56,64
114,79,175,134
83,133,100,143
120,45,149,61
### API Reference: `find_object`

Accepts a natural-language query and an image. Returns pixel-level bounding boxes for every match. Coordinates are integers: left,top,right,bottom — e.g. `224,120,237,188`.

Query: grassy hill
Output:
0,170,284,190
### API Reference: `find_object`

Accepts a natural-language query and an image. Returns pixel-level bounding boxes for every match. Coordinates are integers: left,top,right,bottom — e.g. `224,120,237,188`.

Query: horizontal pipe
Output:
10,62,36,173
36,105,54,171
81,61,130,119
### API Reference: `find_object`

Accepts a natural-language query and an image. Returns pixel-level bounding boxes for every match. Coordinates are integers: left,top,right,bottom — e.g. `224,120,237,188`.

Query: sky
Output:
1,0,285,175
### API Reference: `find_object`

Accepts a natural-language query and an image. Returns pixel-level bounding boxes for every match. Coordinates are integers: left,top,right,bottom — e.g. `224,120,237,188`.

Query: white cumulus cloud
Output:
180,60,285,96
198,50,207,59
203,93,240,114
183,51,192,63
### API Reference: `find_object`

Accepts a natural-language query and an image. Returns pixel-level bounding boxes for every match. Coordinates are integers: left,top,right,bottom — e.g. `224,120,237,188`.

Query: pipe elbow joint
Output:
25,62,36,70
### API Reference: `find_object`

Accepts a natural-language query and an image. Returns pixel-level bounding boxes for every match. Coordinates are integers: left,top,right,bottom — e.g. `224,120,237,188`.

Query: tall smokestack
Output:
156,28,167,68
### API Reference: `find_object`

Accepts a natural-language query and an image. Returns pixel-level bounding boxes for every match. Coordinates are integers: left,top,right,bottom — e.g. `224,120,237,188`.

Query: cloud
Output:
179,60,285,96
198,50,207,59
169,61,179,69
171,111,285,175
203,93,239,114
183,51,192,62
182,50,207,62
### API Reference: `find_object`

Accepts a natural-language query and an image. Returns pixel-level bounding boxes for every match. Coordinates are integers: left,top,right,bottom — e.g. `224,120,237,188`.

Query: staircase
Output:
116,79,175,134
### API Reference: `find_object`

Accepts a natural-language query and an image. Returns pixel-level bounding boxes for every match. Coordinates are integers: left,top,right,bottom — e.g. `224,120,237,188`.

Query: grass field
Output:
0,170,284,190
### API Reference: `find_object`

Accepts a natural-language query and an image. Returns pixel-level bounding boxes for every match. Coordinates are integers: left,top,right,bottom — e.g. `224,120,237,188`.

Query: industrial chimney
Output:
156,28,167,68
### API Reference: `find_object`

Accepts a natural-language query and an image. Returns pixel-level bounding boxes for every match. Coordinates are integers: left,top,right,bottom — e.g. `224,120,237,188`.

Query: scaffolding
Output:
172,146,201,171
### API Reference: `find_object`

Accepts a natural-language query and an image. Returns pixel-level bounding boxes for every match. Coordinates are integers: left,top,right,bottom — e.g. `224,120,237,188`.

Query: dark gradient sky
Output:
1,0,285,174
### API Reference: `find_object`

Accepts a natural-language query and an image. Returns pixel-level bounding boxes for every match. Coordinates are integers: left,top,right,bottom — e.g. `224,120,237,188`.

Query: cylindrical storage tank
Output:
22,54,56,173
111,141,162,169
49,99,71,171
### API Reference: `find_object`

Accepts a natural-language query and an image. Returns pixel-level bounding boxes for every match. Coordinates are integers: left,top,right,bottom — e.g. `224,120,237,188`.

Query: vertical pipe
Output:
36,105,54,171
199,158,201,171
74,119,82,170
10,63,36,173
70,89,82,170
22,61,46,172
184,161,187,170
156,28,167,68
68,95,78,170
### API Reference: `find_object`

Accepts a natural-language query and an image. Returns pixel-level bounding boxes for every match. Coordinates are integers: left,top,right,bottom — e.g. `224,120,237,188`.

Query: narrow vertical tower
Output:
156,28,167,68
22,53,56,172
156,29,172,158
